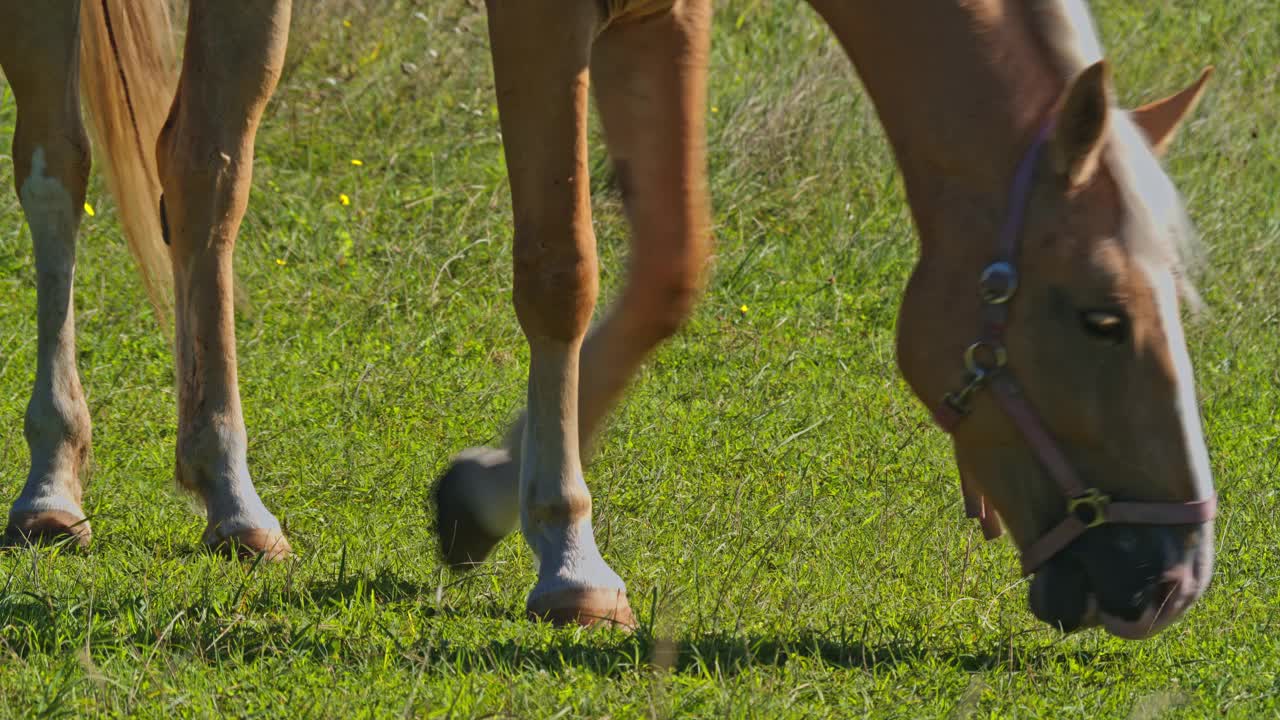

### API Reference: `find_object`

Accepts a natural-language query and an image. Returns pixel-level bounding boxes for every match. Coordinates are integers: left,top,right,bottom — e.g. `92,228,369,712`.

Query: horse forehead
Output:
1024,169,1126,255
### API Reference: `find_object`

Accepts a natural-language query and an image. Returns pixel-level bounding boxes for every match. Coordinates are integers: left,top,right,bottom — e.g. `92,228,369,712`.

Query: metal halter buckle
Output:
979,261,1019,304
942,341,1009,416
1067,488,1111,528
943,373,985,416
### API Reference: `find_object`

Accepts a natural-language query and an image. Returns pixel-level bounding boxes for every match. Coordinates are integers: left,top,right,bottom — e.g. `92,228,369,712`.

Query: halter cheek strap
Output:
931,119,1217,576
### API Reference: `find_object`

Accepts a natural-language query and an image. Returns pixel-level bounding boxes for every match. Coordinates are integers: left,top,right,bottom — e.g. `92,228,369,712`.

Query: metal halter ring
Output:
979,261,1019,304
1067,488,1111,529
963,340,1008,377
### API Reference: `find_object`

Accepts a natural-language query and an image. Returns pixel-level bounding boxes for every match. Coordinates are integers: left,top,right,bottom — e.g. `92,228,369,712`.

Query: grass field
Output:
1,1,1278,716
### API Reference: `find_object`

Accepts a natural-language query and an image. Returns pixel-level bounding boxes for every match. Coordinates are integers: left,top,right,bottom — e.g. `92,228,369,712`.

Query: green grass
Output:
0,0,1278,716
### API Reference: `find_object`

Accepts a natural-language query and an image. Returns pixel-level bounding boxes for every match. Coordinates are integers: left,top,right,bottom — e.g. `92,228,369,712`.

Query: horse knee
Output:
512,222,599,343
156,107,239,190
12,108,90,205
653,278,700,339
630,261,703,341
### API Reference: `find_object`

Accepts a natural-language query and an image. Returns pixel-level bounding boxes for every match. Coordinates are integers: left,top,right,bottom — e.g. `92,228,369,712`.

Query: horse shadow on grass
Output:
421,628,1113,678
0,559,1111,677
257,569,1112,676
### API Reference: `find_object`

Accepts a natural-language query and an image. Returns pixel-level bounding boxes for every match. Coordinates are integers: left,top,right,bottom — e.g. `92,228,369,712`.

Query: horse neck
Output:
807,0,1069,240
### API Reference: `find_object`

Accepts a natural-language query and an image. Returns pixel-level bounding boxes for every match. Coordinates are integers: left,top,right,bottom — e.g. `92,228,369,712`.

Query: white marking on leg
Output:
12,147,88,523
519,361,625,599
183,419,282,542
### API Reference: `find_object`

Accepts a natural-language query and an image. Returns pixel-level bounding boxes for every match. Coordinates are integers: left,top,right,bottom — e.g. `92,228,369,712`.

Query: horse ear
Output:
1131,67,1213,157
1050,61,1111,188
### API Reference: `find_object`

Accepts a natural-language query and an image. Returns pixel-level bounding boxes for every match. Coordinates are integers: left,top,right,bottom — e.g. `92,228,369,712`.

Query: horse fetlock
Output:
175,421,283,547
525,518,626,597
10,391,91,547
24,384,90,445
23,390,91,484
632,275,701,343
174,419,244,496
529,491,593,526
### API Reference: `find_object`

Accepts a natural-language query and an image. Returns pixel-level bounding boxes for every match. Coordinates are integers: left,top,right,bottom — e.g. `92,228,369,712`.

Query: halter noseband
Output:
930,119,1217,576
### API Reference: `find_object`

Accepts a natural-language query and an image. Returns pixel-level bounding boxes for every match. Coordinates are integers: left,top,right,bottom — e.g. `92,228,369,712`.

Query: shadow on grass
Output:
419,628,1107,678
0,565,1102,677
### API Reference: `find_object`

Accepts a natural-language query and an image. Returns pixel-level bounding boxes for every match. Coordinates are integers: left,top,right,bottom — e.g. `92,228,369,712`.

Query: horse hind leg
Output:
155,0,292,561
0,1,94,549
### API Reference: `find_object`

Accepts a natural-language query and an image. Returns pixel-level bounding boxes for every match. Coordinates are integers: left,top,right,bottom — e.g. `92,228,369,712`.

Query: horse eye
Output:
1080,310,1128,344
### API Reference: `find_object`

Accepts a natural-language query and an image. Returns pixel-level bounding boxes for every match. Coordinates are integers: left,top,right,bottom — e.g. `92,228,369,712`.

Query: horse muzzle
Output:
1028,521,1214,638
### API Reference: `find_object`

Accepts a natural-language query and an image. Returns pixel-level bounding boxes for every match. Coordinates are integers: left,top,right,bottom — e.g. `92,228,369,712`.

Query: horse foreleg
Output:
0,1,94,548
155,0,291,560
484,0,631,627
584,0,714,435
435,1,713,581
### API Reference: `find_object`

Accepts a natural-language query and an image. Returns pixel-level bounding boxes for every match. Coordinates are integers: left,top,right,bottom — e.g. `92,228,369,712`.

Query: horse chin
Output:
1040,593,1175,640
1062,595,1170,640
1098,606,1173,640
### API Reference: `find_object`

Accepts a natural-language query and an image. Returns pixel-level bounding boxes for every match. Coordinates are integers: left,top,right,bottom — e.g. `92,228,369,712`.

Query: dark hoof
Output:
435,456,506,570
3,510,92,551
527,587,636,630
205,527,293,562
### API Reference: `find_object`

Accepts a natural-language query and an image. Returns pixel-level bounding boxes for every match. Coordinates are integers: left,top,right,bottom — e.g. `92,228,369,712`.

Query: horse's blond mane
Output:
1026,0,1104,75
1026,0,1203,303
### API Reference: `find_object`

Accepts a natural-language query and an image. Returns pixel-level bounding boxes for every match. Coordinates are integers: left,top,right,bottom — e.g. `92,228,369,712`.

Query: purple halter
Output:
930,118,1217,576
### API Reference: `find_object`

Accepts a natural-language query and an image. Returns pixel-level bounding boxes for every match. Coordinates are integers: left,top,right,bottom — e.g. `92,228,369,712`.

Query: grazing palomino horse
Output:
435,0,1218,639
1,0,1213,639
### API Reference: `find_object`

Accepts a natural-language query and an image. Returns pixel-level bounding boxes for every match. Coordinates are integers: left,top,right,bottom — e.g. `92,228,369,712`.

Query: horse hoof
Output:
435,454,507,570
526,587,636,630
206,527,292,562
3,510,92,551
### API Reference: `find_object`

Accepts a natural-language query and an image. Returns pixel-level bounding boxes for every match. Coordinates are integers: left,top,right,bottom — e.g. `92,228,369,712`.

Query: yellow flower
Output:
711,106,720,114
350,159,364,166
339,193,351,206
342,18,352,28
275,258,287,266
739,304,749,314
83,202,95,217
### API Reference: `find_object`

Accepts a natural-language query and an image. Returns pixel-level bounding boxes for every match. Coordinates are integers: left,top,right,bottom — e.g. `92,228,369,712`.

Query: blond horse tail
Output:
79,0,178,326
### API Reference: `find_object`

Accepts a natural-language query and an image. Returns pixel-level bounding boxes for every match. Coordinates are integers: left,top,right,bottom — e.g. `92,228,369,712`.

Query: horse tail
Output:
79,0,178,326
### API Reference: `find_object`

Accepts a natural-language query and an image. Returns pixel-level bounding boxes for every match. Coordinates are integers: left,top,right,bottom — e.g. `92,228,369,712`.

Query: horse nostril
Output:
1155,580,1178,608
